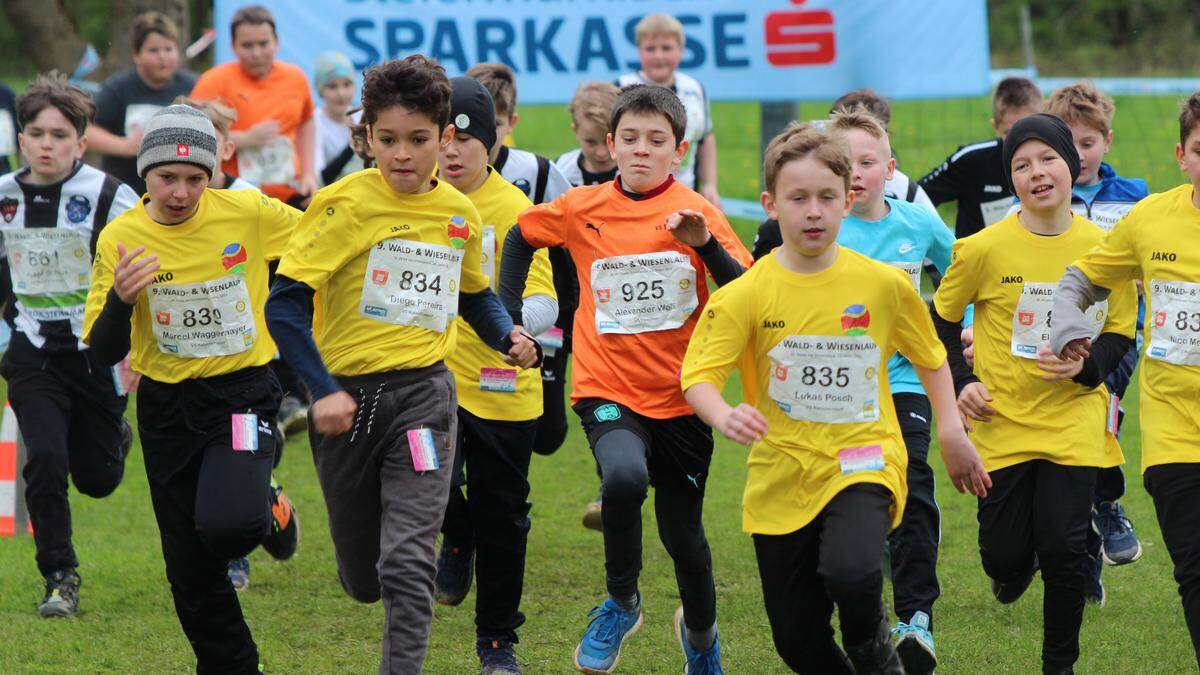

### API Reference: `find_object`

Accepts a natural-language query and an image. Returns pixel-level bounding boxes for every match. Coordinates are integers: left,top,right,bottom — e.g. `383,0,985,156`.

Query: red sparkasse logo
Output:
765,0,836,67
156,311,171,325
176,144,190,157
372,269,389,285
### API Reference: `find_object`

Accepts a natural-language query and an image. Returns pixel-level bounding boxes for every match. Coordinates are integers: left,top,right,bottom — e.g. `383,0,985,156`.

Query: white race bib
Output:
359,239,462,333
124,103,162,138
1084,202,1134,233
480,225,496,290
237,136,294,187
1011,282,1106,359
767,335,881,424
4,229,92,296
591,251,698,334
1148,279,1200,366
0,109,14,156
885,260,922,290
148,275,256,358
980,196,1013,227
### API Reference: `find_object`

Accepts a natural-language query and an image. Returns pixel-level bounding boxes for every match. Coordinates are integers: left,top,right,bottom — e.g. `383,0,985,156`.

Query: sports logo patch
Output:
513,178,531,196
66,195,91,224
372,269,389,285
447,216,469,249
0,197,16,223
595,404,621,422
841,304,871,336
155,311,171,325
177,144,190,157
221,242,248,274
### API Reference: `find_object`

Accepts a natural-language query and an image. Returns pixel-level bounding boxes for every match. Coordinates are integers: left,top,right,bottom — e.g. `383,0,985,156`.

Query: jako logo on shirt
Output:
841,304,871,336
222,243,248,274
447,216,470,248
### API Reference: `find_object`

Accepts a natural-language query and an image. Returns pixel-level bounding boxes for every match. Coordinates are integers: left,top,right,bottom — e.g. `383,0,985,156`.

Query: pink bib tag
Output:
838,444,884,475
231,414,259,452
407,428,440,472
480,367,518,393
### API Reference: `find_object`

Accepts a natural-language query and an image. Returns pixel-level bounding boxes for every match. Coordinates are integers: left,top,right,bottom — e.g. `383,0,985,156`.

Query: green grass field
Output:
0,97,1196,673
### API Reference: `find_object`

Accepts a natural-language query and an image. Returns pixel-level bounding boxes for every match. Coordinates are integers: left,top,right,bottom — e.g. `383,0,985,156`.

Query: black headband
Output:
1001,113,1081,193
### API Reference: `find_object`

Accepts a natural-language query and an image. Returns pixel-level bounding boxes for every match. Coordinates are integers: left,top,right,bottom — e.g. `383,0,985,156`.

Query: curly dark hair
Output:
360,55,451,130
16,72,95,136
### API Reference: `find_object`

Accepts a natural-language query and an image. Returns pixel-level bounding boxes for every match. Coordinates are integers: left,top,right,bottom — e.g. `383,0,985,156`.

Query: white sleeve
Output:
914,184,935,210
544,160,573,202
108,184,140,222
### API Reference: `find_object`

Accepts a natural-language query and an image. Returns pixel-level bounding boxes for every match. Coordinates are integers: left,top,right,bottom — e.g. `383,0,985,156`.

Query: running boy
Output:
498,84,752,674
825,109,954,673
932,114,1137,674
83,104,299,673
433,76,559,674
1006,82,1150,601
618,13,719,206
920,77,1042,238
265,56,538,675
681,121,983,674
1050,92,1200,666
0,73,137,618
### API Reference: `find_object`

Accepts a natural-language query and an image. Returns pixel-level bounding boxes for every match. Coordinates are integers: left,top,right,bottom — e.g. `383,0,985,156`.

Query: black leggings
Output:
753,483,892,674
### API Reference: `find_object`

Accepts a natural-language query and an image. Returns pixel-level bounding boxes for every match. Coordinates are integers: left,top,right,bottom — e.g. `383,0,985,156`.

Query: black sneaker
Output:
845,617,903,675
477,637,522,675
277,395,309,436
260,476,299,561
991,555,1038,605
119,419,134,459
38,568,81,618
228,556,251,591
434,539,474,606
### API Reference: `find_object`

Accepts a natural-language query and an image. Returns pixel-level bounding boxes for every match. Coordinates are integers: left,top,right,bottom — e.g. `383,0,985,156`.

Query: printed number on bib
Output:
3,229,92,295
237,136,294,187
148,275,255,358
885,261,922,290
767,335,881,424
1148,279,1200,366
359,238,462,333
591,251,698,334
1011,282,1106,359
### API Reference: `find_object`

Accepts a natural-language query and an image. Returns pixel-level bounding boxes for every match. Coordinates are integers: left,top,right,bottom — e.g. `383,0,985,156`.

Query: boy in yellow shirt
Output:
1051,93,1200,666
432,76,558,674
681,122,983,674
933,114,1137,673
264,56,538,674
83,105,301,674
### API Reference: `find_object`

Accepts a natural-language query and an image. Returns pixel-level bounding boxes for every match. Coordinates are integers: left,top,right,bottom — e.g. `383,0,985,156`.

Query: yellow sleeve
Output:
82,230,118,344
681,280,753,393
275,189,365,290
890,271,948,369
933,237,983,322
459,204,489,294
1073,214,1142,291
1101,279,1138,339
256,192,302,261
524,248,556,299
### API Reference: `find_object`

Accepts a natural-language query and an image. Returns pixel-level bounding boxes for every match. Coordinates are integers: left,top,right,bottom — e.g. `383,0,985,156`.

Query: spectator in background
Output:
0,82,17,173
191,4,317,207
88,11,197,195
312,51,362,186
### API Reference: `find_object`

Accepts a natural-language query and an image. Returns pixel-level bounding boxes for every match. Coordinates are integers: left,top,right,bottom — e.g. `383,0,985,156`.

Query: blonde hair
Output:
827,107,888,141
467,62,517,116
635,14,685,46
763,122,851,195
569,81,619,131
173,95,237,136
1046,82,1115,135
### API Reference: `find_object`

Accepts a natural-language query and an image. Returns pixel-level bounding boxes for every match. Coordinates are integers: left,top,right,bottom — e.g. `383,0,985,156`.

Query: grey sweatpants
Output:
310,364,457,675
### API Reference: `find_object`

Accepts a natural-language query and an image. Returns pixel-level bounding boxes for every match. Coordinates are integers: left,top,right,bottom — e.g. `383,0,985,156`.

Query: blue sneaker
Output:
228,557,250,591
1085,554,1106,607
673,606,723,674
892,611,936,675
573,598,643,674
1093,501,1142,566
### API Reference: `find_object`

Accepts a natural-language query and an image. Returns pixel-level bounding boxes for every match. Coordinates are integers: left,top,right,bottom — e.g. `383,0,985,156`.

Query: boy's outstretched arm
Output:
684,382,768,446
915,361,991,497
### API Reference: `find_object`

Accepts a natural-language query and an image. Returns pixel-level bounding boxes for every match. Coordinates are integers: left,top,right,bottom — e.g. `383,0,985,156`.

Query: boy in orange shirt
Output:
191,5,317,207
499,84,751,674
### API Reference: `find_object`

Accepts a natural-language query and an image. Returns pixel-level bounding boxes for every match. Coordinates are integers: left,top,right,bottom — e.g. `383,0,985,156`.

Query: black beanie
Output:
449,77,497,152
1001,113,1081,192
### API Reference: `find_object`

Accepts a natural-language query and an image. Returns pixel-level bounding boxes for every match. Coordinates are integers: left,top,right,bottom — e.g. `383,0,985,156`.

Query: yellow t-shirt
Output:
1070,184,1200,471
681,247,946,535
82,189,299,382
276,169,489,376
444,169,556,421
933,212,1136,472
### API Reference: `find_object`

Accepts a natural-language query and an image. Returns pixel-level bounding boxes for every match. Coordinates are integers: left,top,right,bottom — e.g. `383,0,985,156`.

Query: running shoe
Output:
1093,500,1142,566
228,556,251,591
38,568,81,618
573,598,643,674
893,610,936,675
673,606,723,674
261,476,299,561
478,637,522,675
434,539,474,606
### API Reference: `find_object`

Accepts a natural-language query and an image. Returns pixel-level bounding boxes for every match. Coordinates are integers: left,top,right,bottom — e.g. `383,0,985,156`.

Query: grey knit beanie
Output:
137,105,219,178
